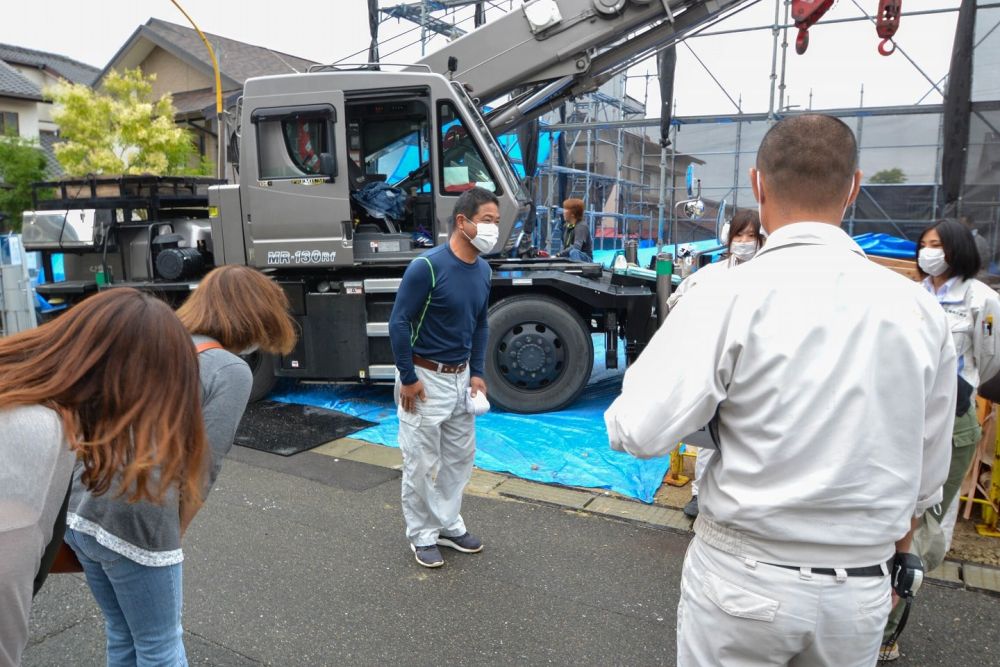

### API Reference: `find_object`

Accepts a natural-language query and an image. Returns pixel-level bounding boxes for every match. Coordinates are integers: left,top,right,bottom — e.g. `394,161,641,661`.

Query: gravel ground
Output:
947,516,1000,566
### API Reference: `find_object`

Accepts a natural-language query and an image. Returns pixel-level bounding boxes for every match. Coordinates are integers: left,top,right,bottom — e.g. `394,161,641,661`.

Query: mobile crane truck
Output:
21,0,899,413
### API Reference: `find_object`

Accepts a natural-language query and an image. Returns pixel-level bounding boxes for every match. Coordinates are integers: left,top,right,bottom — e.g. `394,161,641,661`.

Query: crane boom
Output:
411,0,754,133
410,0,906,133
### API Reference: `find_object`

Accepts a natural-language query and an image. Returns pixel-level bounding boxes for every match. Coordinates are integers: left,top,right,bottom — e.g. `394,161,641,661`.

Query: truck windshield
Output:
451,83,528,202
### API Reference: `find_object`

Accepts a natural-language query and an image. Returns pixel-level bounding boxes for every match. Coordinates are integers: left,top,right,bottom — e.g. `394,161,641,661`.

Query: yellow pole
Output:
977,409,1000,537
664,442,690,487
169,0,225,179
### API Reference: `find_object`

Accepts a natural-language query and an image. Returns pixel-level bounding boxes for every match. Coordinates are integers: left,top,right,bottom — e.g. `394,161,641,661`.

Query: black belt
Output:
764,559,891,577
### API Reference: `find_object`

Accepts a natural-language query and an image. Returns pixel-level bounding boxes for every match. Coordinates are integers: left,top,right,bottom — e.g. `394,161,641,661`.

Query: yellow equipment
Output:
664,443,690,487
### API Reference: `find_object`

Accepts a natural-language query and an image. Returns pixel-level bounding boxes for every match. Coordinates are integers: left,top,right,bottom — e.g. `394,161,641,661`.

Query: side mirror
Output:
319,152,337,180
683,199,706,219
227,130,240,165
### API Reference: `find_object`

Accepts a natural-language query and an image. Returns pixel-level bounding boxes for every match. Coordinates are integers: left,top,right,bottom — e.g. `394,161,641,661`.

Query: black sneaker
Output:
410,543,444,568
683,495,699,518
436,532,484,554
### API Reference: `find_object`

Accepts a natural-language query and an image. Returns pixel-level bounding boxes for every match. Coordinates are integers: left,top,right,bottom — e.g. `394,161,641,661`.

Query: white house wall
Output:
0,97,40,138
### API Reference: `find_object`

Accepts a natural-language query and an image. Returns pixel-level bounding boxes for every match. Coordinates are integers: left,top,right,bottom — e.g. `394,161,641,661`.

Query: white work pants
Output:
690,448,714,496
396,366,476,547
677,536,891,667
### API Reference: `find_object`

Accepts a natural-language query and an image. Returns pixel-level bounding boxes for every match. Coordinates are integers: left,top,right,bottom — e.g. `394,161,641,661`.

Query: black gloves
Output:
891,552,924,599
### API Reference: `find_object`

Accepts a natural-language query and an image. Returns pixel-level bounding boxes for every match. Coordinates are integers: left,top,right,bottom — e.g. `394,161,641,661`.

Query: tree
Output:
46,68,205,176
0,133,48,233
868,168,907,184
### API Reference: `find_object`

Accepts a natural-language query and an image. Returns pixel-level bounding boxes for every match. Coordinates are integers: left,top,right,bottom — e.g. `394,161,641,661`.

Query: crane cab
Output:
218,70,527,271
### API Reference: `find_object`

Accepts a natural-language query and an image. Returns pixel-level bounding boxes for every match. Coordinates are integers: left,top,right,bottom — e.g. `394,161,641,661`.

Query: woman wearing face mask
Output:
556,198,593,262
916,219,1000,539
666,209,764,312
879,219,1000,661
65,266,296,667
663,209,763,519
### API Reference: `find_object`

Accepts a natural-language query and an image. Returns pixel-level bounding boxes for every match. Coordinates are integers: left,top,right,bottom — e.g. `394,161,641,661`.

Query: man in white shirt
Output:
605,114,956,667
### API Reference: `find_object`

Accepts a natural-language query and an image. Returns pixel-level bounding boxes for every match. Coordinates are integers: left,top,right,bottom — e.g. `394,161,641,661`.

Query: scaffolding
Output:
372,1,1000,263
373,1,670,256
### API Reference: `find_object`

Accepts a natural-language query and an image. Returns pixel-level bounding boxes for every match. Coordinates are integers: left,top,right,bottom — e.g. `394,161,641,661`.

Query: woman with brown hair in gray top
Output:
0,288,208,667
65,266,296,667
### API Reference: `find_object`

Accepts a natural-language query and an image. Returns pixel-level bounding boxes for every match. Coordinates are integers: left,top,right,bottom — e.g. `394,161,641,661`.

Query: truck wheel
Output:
486,296,593,413
246,352,278,402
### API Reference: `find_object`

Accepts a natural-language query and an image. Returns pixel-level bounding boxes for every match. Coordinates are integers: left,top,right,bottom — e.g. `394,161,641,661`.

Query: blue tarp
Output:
370,124,557,185
272,335,671,503
853,233,917,259
499,130,557,179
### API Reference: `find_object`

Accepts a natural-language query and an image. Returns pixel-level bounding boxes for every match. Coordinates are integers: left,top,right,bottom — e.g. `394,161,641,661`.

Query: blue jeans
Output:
567,248,592,262
64,528,187,667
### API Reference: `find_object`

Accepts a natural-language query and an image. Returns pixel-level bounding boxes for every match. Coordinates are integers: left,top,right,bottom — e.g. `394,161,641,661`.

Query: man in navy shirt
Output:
389,187,497,568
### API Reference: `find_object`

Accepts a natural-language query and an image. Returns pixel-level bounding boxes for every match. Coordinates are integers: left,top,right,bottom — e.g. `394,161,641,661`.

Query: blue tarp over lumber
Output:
853,233,917,259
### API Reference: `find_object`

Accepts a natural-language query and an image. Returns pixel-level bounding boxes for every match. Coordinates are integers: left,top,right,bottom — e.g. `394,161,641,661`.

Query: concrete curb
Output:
310,437,1000,594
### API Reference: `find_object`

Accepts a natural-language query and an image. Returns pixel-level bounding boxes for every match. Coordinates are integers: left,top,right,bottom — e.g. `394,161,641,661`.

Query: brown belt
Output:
413,354,467,374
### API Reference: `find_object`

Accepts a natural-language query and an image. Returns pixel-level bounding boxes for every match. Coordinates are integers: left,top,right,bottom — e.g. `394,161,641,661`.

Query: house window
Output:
0,111,19,136
251,104,337,181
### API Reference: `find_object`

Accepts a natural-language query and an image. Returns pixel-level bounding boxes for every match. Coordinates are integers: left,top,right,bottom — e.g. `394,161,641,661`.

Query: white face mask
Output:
239,344,259,356
841,174,857,222
755,170,767,234
918,248,949,277
730,241,758,262
464,220,499,254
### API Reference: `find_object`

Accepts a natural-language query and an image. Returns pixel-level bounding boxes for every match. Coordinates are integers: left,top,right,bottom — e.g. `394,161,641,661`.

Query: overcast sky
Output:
0,0,963,116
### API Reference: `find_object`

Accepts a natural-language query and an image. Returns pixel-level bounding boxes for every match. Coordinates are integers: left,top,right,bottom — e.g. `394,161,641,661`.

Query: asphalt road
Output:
24,449,1000,666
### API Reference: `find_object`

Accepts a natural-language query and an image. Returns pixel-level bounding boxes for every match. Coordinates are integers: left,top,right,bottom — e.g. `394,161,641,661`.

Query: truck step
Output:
367,364,396,380
366,322,389,337
363,278,402,293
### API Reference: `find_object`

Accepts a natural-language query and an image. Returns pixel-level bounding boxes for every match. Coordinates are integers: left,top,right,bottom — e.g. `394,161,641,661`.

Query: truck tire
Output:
486,295,593,413
246,352,278,402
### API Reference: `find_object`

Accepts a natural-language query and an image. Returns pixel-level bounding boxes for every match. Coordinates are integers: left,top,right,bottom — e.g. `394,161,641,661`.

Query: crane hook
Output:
795,27,809,55
876,0,903,57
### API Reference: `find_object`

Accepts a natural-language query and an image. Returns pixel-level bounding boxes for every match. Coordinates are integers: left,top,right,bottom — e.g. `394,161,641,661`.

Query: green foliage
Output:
868,168,907,185
0,132,48,233
46,68,204,176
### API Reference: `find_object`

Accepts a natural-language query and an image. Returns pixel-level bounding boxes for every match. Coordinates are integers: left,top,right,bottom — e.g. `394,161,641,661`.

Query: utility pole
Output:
170,0,225,180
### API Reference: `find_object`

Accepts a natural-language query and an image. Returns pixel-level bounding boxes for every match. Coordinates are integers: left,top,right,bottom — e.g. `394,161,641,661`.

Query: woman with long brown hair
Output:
0,288,207,667
65,266,295,666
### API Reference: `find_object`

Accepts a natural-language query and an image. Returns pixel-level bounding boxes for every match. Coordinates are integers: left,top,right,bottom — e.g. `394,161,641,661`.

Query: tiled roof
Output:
38,131,63,176
0,59,41,100
101,18,316,90
169,87,241,116
0,43,100,85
